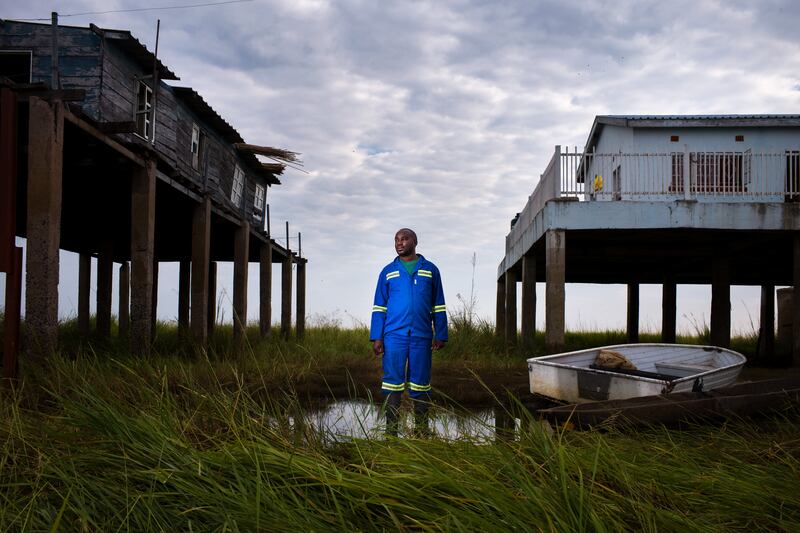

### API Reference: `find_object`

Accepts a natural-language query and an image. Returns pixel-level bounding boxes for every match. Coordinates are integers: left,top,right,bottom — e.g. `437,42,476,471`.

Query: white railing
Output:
508,145,800,244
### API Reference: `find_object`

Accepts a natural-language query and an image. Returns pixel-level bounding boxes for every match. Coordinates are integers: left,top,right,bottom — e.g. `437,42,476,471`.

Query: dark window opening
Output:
670,135,679,142
0,51,32,84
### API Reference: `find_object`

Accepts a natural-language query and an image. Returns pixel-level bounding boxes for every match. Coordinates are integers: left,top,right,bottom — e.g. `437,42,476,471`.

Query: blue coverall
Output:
369,255,448,398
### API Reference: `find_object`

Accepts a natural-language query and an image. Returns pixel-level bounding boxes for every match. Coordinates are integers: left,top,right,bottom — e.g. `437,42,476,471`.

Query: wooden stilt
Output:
233,221,250,344
178,260,190,337
296,261,306,339
130,158,156,356
78,253,91,336
96,242,113,338
662,281,677,343
627,283,639,343
25,97,63,360
281,254,292,340
207,261,217,337
118,262,129,338
521,255,537,348
710,251,731,348
151,260,159,342
259,241,273,337
505,268,518,344
545,230,565,353
495,275,505,337
191,197,211,345
3,247,22,380
793,234,800,367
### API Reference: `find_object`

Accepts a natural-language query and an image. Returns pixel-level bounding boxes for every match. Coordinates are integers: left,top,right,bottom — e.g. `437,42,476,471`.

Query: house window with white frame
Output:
231,165,245,207
253,183,265,223
191,123,205,171
135,80,154,141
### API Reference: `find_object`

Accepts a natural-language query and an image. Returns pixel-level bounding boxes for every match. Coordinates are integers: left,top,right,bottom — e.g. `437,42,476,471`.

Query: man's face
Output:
395,230,416,257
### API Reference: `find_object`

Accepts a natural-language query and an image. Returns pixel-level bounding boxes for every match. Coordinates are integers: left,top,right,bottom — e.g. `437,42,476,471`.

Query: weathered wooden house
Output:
0,19,305,370
497,115,800,365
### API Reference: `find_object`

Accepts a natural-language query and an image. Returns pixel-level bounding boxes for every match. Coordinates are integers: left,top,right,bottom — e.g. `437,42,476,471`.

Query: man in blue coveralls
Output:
370,228,448,436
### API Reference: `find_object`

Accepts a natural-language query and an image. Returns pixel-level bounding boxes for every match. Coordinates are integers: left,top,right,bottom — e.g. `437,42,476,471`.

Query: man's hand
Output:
373,339,385,356
432,340,446,351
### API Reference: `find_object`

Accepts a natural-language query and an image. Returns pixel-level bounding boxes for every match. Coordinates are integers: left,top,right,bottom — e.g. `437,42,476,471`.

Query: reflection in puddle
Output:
301,400,521,442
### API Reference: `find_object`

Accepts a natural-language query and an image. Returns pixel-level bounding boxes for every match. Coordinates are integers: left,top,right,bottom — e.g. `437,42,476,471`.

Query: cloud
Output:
4,0,799,332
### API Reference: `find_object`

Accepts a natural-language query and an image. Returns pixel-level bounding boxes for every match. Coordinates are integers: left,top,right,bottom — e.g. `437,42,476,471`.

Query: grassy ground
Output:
1,320,798,531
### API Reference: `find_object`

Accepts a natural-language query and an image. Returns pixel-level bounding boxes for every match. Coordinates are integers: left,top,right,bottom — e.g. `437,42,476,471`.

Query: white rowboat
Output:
527,343,746,403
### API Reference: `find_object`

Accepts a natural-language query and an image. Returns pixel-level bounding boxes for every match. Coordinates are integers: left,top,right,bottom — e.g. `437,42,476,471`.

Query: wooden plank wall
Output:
0,21,102,117
1,22,272,234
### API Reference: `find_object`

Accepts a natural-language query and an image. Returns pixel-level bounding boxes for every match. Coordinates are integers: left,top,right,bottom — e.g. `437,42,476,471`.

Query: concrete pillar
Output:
777,288,792,359
78,252,91,336
130,158,156,356
495,274,506,337
281,254,293,340
756,285,775,361
505,268,517,344
96,242,113,339
296,261,306,339
118,262,129,337
259,241,273,337
545,230,565,353
151,260,159,341
794,234,800,367
521,255,537,348
178,260,190,337
627,283,639,343
710,252,731,348
233,221,250,344
662,281,677,343
191,197,211,344
25,97,63,360
208,261,217,336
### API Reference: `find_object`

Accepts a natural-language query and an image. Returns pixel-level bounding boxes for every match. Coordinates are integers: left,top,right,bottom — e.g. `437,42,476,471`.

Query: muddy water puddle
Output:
296,400,528,442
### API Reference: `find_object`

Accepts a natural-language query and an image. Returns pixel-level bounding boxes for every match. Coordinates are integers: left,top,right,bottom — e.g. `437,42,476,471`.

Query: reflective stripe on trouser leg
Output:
407,336,432,399
382,333,409,395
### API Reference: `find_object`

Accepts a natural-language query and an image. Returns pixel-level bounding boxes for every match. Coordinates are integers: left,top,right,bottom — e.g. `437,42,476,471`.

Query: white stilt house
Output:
499,115,800,364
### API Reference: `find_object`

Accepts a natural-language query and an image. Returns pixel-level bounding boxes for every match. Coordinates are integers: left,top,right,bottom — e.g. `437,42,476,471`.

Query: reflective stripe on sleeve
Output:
372,305,387,313
433,305,446,313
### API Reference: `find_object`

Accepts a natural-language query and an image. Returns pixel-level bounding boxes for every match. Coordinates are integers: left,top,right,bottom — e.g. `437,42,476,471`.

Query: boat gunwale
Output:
526,343,747,385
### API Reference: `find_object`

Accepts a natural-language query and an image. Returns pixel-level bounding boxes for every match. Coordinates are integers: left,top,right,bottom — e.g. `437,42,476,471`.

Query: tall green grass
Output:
1,346,798,531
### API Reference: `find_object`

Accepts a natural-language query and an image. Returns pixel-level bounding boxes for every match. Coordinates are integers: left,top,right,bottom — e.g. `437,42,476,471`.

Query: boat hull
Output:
528,343,746,403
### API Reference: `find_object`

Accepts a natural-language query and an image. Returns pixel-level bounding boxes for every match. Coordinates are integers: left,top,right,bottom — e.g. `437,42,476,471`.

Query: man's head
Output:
395,228,418,258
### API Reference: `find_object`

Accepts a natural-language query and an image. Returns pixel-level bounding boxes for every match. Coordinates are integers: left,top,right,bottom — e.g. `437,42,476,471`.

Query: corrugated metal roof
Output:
601,114,800,120
89,24,179,81
172,87,280,185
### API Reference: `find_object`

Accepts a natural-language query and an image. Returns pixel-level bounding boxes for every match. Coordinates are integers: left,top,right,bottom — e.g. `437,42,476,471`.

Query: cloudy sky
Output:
4,0,800,334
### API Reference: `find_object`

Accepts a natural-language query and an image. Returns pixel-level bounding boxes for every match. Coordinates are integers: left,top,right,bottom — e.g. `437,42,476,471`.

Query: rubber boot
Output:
412,395,431,438
384,392,402,437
